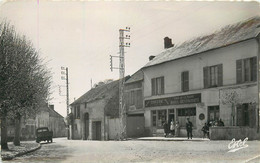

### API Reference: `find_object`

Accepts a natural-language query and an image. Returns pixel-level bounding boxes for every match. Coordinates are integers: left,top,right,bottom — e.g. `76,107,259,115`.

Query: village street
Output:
6,138,260,163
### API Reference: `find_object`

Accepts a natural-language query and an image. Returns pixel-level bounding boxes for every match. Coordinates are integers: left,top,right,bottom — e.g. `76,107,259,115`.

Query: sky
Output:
0,0,259,117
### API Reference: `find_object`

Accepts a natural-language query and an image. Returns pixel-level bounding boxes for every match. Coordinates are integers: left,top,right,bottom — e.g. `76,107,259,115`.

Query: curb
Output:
2,143,41,161
135,137,210,142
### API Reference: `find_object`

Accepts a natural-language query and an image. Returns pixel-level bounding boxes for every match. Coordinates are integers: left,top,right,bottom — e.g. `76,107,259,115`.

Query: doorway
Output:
84,113,89,140
168,109,175,124
92,121,101,140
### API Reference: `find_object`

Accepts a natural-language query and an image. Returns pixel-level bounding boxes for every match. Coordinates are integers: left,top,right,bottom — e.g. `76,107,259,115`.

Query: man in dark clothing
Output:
186,118,193,139
163,122,169,137
218,119,224,126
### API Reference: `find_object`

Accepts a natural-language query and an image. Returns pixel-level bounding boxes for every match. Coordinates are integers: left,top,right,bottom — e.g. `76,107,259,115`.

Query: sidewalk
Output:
136,137,210,141
1,141,41,160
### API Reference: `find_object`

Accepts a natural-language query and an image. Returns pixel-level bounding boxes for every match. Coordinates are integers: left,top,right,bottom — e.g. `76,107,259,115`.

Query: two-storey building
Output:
70,80,120,140
142,17,260,139
124,70,145,137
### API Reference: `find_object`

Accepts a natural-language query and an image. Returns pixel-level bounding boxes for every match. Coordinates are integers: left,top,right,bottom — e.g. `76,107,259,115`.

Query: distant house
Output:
70,80,121,140
36,104,66,138
7,103,66,140
141,17,260,139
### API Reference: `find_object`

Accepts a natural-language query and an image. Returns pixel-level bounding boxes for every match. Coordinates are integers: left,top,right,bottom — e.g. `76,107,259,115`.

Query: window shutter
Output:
161,77,164,94
203,67,209,88
182,71,189,92
151,78,155,95
250,57,257,81
217,64,223,86
236,59,242,84
181,72,184,92
185,71,189,91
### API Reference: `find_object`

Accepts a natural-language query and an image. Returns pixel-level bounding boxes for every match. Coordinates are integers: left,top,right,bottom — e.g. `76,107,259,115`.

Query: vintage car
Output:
36,127,53,143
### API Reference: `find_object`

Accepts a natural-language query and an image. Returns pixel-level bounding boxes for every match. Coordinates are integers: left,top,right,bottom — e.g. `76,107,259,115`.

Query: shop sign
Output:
145,93,201,107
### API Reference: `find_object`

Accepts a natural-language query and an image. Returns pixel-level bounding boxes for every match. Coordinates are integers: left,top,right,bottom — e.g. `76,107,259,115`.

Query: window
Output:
152,110,157,127
236,103,256,127
157,110,167,128
236,57,257,84
181,71,189,92
203,64,223,88
151,77,164,95
210,66,218,87
74,106,80,119
127,89,143,108
84,102,87,108
77,106,80,119
208,106,220,122
151,110,167,128
178,108,196,117
177,108,196,127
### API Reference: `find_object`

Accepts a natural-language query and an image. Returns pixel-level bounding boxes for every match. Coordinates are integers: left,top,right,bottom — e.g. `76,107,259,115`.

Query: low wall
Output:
210,127,260,140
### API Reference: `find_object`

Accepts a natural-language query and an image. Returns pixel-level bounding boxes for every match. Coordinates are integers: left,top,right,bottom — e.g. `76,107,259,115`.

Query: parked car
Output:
36,127,53,143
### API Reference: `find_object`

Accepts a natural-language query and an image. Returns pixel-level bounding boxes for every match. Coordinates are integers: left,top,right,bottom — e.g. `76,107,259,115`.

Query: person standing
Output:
201,123,209,139
175,121,180,137
170,119,175,137
163,121,169,137
186,118,193,139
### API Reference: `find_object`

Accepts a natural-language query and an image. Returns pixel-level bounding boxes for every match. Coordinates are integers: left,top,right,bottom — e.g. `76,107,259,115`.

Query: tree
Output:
220,88,242,126
0,21,51,149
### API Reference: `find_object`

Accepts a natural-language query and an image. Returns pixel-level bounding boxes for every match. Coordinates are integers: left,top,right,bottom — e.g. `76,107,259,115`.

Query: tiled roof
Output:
144,17,260,68
70,79,120,118
70,80,119,106
125,69,144,84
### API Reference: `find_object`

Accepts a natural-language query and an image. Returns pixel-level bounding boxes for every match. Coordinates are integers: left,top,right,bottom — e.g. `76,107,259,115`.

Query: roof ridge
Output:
144,16,260,68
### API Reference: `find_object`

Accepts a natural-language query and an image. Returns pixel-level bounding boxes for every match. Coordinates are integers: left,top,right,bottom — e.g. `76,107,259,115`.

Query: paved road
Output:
6,138,260,163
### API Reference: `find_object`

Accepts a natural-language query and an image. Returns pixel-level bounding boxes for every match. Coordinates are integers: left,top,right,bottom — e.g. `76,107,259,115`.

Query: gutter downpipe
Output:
257,33,260,133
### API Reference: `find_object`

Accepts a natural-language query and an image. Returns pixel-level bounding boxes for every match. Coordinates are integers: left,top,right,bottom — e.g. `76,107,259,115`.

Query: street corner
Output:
1,142,41,161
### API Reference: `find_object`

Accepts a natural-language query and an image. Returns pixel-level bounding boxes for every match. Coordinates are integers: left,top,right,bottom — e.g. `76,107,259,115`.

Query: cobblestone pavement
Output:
4,138,260,163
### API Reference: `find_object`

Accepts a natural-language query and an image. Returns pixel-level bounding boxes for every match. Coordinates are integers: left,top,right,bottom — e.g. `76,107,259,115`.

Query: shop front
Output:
145,93,203,137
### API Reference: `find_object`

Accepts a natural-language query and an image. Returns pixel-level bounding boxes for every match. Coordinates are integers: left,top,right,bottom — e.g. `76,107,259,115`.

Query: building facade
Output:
70,80,120,140
142,17,260,139
36,104,67,138
124,70,145,137
7,103,66,140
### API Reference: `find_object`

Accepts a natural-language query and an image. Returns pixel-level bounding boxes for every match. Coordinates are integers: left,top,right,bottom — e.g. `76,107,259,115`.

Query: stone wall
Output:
210,127,260,140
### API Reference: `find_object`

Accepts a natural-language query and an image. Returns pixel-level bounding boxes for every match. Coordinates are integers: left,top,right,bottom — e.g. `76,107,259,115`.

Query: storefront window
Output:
177,108,196,127
157,110,167,128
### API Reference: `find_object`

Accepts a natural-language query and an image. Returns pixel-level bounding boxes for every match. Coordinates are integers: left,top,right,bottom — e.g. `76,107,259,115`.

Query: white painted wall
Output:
143,39,258,97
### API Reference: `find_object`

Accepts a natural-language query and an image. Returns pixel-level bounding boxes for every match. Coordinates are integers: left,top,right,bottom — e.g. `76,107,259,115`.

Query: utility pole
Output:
61,67,70,139
110,27,130,139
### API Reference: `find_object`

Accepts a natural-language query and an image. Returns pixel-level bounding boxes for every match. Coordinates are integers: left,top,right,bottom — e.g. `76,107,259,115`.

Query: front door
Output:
84,113,89,140
168,109,175,124
92,121,101,140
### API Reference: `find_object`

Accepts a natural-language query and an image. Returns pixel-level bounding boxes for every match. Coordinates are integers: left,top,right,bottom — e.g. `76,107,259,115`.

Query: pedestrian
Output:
201,123,209,139
175,121,180,137
163,121,169,137
218,119,224,126
186,118,193,139
170,119,175,137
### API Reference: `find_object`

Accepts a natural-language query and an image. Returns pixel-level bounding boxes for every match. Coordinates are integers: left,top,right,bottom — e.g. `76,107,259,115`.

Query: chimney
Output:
49,105,54,110
149,55,155,61
164,37,174,49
